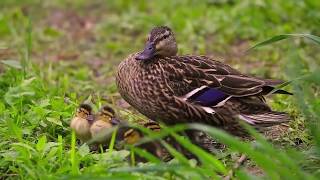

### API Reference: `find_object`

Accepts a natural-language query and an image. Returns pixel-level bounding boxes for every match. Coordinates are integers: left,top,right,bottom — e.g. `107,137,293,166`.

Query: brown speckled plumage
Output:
116,26,291,137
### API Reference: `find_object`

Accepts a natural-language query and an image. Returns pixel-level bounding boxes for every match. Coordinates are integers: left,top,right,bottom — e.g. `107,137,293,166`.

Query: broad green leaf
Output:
78,144,90,157
36,135,47,152
4,77,36,105
46,117,63,126
43,142,59,156
12,143,37,153
0,60,22,69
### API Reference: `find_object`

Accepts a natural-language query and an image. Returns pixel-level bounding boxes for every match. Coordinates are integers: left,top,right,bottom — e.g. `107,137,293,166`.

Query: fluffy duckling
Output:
70,104,94,143
119,120,172,162
123,121,161,144
90,105,120,144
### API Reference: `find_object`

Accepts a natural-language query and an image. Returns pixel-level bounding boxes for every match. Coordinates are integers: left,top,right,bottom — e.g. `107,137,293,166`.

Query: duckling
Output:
120,120,172,162
90,105,120,145
70,104,94,143
122,120,161,145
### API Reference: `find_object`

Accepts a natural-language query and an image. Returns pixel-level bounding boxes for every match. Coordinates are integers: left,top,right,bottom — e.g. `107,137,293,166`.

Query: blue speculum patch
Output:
189,87,229,106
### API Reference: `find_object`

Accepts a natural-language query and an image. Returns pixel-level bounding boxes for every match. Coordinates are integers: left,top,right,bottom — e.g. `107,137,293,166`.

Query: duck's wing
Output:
163,55,290,107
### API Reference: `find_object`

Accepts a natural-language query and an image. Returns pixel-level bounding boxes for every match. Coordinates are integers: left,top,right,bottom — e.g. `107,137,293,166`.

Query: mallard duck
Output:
116,26,292,137
70,104,94,143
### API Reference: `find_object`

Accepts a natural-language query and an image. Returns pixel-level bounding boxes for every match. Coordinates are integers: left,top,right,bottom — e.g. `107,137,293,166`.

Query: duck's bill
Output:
87,115,94,121
111,117,121,125
135,42,155,60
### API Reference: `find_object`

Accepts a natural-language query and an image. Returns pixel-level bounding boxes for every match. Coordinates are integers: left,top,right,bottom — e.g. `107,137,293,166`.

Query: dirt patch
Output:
245,165,264,176
46,8,96,41
264,124,289,140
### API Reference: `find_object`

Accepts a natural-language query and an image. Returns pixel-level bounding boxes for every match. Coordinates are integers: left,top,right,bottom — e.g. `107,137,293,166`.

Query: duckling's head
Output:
99,105,120,125
76,104,93,120
123,128,142,145
100,105,115,117
135,26,177,61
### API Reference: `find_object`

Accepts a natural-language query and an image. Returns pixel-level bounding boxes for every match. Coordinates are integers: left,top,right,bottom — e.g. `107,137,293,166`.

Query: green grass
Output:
0,0,320,179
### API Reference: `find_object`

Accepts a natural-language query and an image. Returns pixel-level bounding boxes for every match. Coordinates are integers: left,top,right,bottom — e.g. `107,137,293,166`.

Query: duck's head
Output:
135,26,177,61
76,104,94,121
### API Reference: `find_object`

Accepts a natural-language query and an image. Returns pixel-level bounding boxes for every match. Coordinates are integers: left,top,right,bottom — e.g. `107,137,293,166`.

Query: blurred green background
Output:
0,0,319,179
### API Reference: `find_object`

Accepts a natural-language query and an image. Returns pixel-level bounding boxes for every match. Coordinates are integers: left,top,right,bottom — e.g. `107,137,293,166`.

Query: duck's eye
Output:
161,33,170,40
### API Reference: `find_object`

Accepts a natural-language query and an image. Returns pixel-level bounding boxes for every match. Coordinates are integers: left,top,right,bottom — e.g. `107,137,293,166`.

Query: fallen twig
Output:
223,154,247,180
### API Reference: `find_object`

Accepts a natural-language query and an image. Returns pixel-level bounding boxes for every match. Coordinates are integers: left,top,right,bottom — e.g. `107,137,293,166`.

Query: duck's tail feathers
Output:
261,79,293,95
262,79,285,86
238,111,291,127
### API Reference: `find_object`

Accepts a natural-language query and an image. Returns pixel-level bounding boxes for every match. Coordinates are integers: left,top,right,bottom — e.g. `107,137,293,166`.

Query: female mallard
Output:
116,26,291,136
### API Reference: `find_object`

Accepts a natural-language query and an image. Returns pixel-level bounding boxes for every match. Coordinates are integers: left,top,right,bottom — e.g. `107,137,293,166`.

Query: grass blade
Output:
187,123,300,179
171,132,227,174
248,34,320,51
128,145,161,164
70,131,79,175
160,140,190,165
108,127,118,156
